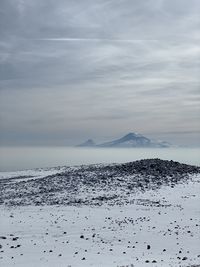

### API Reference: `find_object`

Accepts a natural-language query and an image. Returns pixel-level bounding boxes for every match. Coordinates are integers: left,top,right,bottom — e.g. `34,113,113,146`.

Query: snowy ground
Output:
0,166,68,181
0,160,200,267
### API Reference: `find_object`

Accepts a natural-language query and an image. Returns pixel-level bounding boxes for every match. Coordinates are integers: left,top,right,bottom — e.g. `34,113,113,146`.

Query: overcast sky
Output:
0,0,200,146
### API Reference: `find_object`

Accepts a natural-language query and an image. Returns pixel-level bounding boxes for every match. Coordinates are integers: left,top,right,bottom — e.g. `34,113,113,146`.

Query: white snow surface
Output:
0,174,200,267
0,166,68,181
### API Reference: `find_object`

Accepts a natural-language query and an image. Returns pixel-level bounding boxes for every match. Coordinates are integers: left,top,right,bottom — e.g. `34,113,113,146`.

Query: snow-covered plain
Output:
0,159,200,267
0,166,68,181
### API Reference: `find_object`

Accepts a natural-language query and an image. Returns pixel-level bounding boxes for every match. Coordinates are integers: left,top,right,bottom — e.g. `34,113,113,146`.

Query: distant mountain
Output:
98,132,173,148
77,132,173,148
77,139,96,147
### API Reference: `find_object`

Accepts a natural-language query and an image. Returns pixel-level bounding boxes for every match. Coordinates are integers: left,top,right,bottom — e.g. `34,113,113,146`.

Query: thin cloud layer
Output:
0,0,199,145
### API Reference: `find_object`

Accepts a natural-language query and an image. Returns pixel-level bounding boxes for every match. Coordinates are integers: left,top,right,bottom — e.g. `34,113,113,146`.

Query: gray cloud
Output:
0,0,200,146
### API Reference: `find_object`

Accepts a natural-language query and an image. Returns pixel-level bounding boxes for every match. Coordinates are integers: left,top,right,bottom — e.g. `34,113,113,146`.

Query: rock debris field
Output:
0,158,200,267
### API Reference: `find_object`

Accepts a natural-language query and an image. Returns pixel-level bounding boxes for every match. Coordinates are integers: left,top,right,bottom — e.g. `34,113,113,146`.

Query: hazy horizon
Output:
0,130,199,148
0,0,200,147
0,146,199,172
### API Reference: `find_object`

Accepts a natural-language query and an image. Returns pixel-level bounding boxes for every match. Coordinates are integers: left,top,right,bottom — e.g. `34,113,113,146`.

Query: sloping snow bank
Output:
0,166,68,181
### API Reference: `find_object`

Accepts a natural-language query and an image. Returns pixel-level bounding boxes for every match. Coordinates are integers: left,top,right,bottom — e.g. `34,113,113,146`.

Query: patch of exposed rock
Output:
0,159,199,206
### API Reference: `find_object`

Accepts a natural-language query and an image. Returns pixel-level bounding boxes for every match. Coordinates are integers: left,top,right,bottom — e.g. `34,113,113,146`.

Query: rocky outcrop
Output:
0,159,199,206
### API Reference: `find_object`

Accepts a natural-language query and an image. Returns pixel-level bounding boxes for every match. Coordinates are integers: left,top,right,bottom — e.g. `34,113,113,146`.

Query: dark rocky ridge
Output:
0,159,199,206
